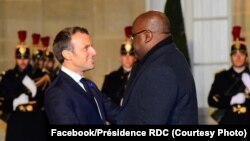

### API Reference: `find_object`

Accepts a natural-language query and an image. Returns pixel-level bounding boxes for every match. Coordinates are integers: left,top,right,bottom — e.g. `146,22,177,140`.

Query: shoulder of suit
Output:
3,69,15,76
214,69,227,76
0,70,6,76
105,71,116,77
106,67,123,76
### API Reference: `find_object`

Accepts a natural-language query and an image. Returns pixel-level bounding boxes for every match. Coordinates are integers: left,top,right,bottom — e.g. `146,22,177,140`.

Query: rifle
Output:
211,77,245,122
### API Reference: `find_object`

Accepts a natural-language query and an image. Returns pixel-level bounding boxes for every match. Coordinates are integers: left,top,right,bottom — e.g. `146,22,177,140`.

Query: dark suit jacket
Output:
115,37,198,124
45,70,109,125
208,67,250,124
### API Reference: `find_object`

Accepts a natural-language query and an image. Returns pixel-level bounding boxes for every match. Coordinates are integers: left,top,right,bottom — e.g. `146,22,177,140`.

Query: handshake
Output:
230,73,250,105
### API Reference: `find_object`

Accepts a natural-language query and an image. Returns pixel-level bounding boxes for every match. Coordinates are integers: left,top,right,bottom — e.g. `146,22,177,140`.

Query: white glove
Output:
242,73,250,91
22,75,37,97
230,92,246,105
13,93,29,110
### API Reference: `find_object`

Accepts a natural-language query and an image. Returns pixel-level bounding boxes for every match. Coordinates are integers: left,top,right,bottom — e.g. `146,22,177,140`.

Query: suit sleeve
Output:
0,72,28,112
0,73,15,112
208,74,231,109
101,93,120,122
90,80,120,122
45,87,80,124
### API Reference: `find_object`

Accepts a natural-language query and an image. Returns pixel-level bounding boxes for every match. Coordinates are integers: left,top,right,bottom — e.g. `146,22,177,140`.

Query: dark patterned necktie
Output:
80,78,104,121
80,78,92,96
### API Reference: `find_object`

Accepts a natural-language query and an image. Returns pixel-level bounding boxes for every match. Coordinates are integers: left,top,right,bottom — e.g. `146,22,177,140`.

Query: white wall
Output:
145,0,166,12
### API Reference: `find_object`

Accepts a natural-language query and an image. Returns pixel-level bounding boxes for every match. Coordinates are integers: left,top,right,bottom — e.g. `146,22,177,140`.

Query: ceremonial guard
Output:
0,30,48,141
101,26,136,105
31,33,44,71
42,36,58,81
208,26,250,124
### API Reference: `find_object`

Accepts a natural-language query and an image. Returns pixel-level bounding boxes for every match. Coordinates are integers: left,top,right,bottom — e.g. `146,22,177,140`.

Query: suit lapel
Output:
84,79,106,122
121,60,150,108
60,72,106,122
59,71,97,106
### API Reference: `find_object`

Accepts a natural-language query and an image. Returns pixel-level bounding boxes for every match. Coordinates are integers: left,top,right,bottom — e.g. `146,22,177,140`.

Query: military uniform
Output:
1,65,48,141
41,36,58,81
102,67,130,105
101,26,136,106
31,33,44,72
43,50,57,81
0,71,5,117
208,67,250,124
0,31,48,141
208,27,250,124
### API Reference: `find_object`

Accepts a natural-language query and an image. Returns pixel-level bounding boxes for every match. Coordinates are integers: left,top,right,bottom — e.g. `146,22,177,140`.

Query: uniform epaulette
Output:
0,71,6,77
214,69,226,75
0,71,6,83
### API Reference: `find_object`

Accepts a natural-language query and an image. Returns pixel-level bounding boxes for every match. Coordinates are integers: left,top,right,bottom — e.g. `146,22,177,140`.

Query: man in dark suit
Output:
44,26,117,125
114,11,198,124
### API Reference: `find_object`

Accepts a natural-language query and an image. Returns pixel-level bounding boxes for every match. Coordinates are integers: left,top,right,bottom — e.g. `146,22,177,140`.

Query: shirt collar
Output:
61,66,83,83
139,35,173,65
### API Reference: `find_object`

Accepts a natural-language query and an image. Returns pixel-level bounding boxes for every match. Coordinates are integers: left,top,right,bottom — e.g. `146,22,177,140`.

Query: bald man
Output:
115,11,198,124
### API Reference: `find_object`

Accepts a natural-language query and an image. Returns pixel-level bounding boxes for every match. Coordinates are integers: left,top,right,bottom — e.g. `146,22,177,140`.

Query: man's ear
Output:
62,50,72,60
145,31,153,43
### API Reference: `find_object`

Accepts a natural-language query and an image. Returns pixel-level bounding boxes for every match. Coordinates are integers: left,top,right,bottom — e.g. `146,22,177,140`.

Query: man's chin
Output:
85,66,95,71
19,65,28,70
234,65,246,68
